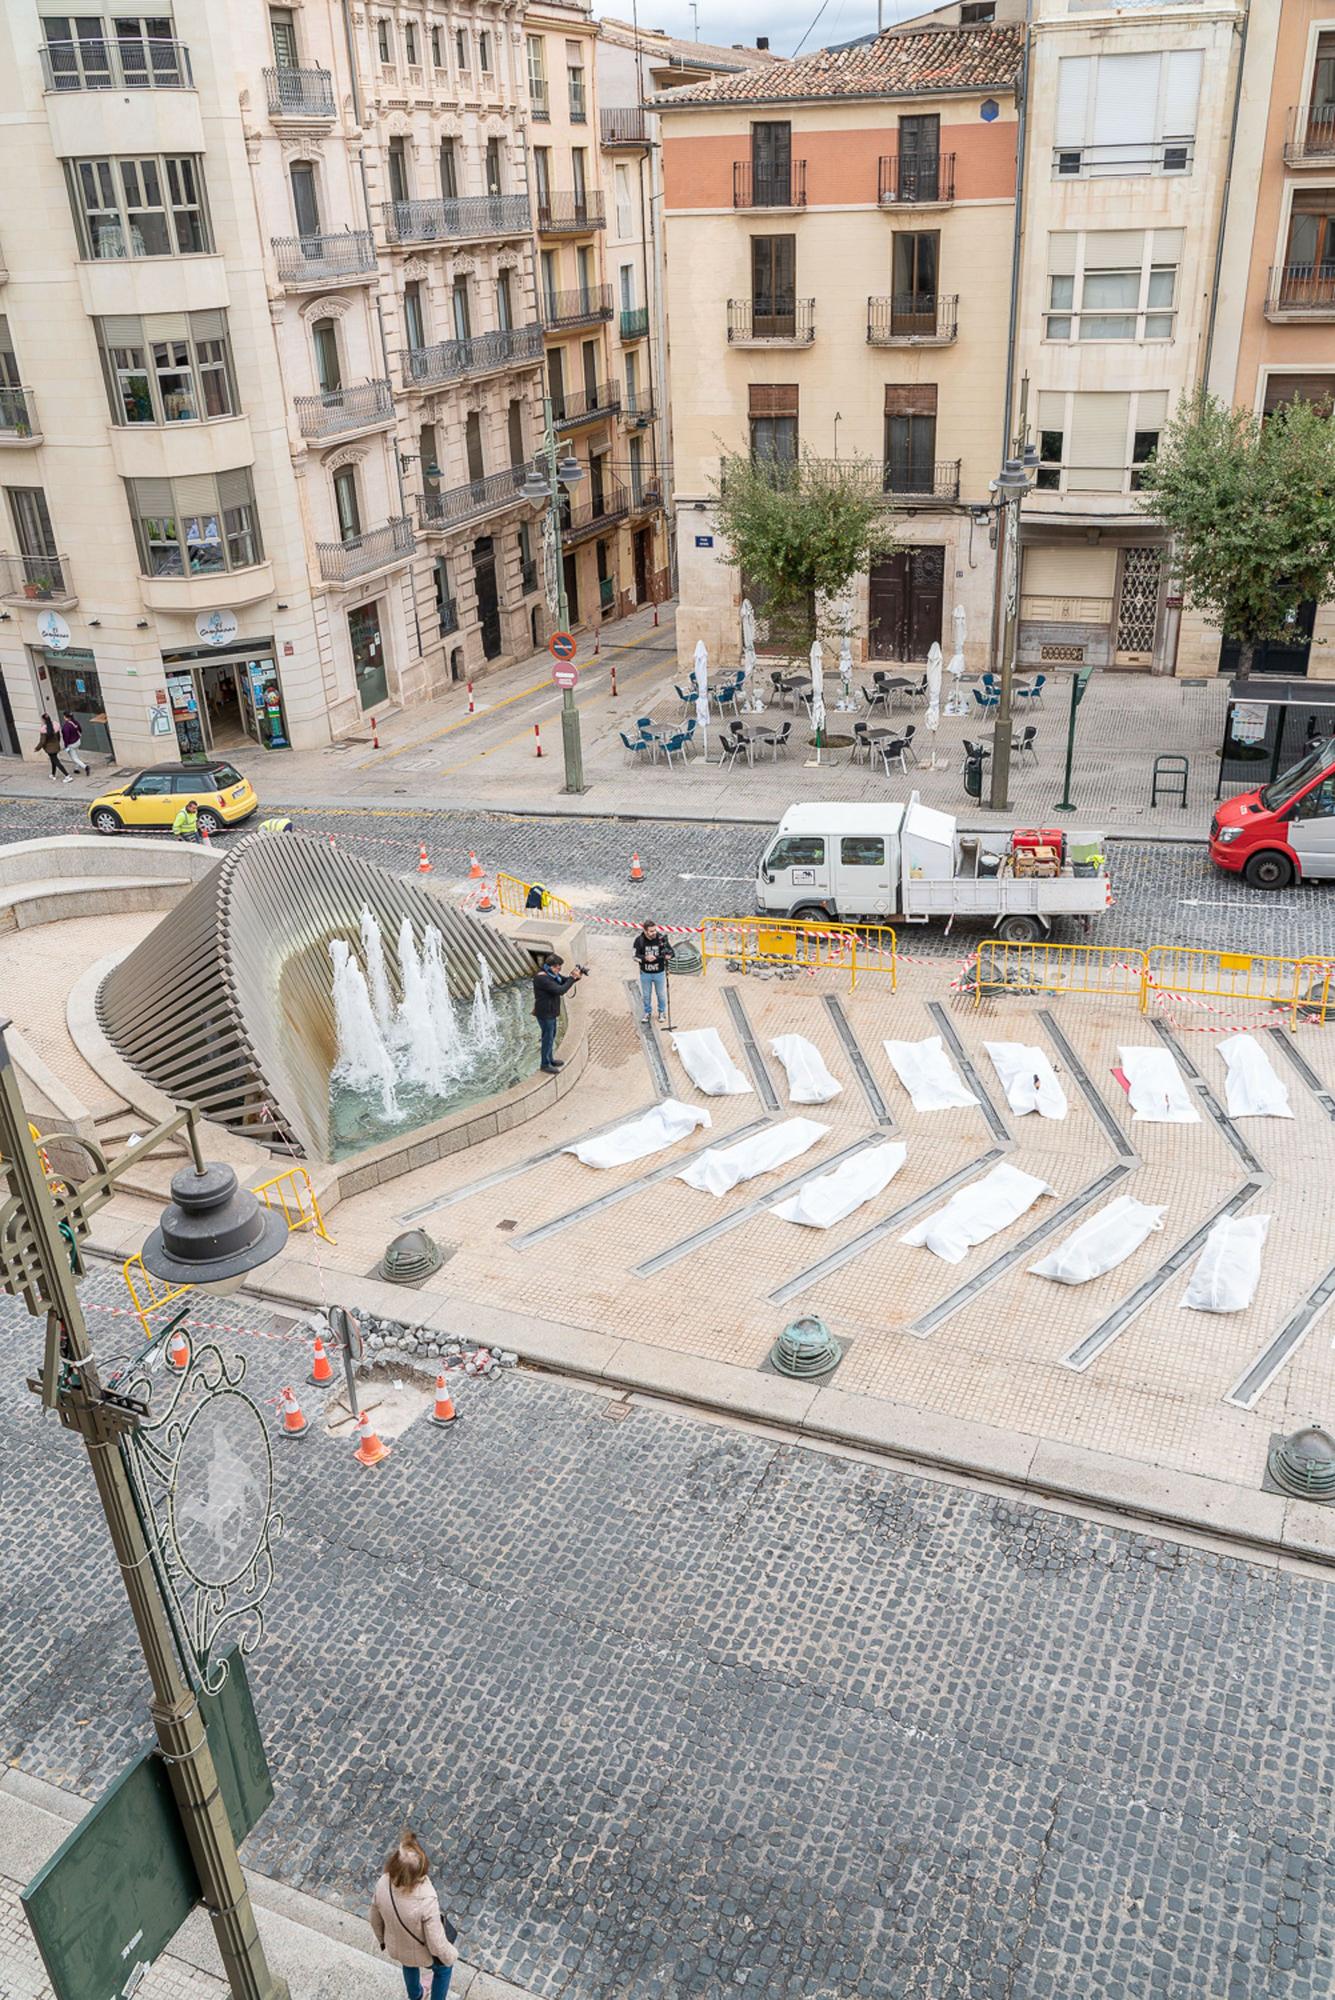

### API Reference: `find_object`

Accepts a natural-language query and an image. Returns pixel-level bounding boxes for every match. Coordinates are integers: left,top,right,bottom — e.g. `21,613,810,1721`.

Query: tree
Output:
711,452,896,659
1136,389,1335,674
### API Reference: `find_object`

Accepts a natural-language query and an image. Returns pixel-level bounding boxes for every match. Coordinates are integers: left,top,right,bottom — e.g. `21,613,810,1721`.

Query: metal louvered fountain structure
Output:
97,832,536,1160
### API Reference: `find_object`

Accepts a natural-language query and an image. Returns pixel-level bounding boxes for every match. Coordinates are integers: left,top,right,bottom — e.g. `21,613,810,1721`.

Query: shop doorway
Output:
165,654,289,758
35,648,113,757
348,602,387,710
868,547,944,661
473,536,501,659
633,528,650,606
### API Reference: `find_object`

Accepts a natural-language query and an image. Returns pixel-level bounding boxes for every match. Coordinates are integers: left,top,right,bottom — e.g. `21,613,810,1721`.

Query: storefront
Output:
160,637,290,757
348,601,387,710
29,645,114,757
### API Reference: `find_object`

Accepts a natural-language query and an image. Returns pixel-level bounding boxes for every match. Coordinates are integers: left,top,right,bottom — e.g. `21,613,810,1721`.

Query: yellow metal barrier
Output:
123,1253,192,1341
496,872,573,921
973,939,1335,1029
973,940,1147,1008
252,1165,335,1243
699,917,896,992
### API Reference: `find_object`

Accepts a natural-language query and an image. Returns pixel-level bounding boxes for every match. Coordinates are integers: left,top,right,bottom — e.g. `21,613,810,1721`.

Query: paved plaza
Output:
2,1276,1334,2000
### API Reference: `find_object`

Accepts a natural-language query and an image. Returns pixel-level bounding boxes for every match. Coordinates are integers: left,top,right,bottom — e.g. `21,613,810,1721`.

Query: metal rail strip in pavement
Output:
1038,1009,1137,1161
396,1102,659,1222
1267,1027,1335,1121
1150,1018,1266,1179
510,1116,773,1250
723,986,782,1111
1225,1260,1335,1410
766,1145,1007,1308
909,1162,1133,1338
634,1132,885,1279
624,978,673,1097
823,995,896,1127
1060,1182,1261,1373
925,1000,1010,1146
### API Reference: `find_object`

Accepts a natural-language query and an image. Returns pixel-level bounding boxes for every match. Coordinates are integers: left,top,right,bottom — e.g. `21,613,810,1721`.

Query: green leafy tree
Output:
1137,389,1335,674
711,452,896,660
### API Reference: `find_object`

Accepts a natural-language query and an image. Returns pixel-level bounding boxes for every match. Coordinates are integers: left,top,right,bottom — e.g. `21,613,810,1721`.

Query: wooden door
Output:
868,549,943,660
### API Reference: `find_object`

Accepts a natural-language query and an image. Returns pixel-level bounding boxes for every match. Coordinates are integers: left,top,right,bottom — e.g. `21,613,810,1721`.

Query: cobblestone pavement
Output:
2,792,1335,958
2,1275,1333,2000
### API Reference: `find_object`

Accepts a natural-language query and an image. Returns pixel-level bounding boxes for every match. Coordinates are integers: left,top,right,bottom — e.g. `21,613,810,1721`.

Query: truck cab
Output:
1210,738,1335,888
757,804,901,920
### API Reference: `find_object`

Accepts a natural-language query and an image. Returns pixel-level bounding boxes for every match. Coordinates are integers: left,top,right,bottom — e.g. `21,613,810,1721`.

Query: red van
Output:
1210,738,1335,888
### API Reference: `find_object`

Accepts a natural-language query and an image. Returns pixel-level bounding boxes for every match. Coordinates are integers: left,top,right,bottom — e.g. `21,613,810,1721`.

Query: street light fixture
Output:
525,397,588,794
989,386,1038,812
0,1021,290,2000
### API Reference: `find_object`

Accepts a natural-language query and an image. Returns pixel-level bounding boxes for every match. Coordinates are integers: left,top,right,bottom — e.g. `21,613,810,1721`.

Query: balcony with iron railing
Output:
530,79,550,122
418,466,531,534
877,152,955,205
1283,103,1335,163
601,107,650,146
264,65,336,120
40,36,192,90
382,194,531,245
0,387,41,446
1265,264,1335,318
294,378,394,441
732,161,806,209
0,551,76,606
542,285,613,331
402,323,543,389
316,514,414,585
554,381,621,429
629,479,662,514
537,190,606,233
727,298,815,346
561,478,630,542
867,294,958,344
272,230,376,287
882,459,961,502
623,396,655,428
619,306,649,342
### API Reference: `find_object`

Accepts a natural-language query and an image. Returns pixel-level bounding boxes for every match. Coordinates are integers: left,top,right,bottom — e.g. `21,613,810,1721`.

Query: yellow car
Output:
88,760,258,837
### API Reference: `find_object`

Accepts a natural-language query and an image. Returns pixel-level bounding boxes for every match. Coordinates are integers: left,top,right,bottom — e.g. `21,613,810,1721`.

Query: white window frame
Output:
1044,232,1178,342
1052,49,1201,180
70,153,211,259
1034,389,1167,495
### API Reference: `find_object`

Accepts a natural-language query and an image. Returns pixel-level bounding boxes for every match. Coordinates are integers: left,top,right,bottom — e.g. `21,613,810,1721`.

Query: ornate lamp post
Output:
522,399,587,795
0,1020,291,2000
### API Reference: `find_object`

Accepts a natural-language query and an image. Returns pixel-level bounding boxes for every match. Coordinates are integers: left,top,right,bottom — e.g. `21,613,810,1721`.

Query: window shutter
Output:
884,384,937,416
1136,390,1168,430
174,473,219,512
1048,232,1078,276
98,314,143,345
1151,228,1183,263
1054,57,1090,147
142,312,191,342
1082,230,1144,269
1022,545,1118,598
1162,49,1202,135
1037,390,1065,433
1092,53,1158,148
130,476,173,513
1264,373,1335,413
217,468,256,510
749,384,798,416
1068,391,1131,491
189,308,228,340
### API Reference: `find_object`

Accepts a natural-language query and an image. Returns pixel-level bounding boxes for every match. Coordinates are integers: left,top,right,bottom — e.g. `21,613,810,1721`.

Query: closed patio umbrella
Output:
740,598,757,710
694,638,710,758
807,638,826,766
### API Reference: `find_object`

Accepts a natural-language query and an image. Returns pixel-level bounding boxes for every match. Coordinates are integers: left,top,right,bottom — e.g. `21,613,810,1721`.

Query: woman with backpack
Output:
36,715,72,782
370,1829,459,1999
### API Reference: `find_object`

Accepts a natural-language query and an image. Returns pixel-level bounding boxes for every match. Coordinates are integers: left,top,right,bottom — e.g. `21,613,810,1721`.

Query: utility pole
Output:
523,398,586,794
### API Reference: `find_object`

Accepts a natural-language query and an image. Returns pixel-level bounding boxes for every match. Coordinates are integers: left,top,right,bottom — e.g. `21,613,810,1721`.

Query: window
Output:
841,835,885,866
620,262,635,312
1045,230,1180,340
486,137,503,196
497,269,513,331
6,487,59,565
629,432,644,502
96,311,237,424
768,835,824,868
478,30,491,72
270,10,298,67
376,18,391,63
540,249,558,315
893,230,938,302
581,338,598,399
508,398,525,467
464,410,484,482
439,138,458,200
419,422,439,493
455,27,469,72
527,34,548,116
615,163,632,238
1035,388,1167,492
1129,428,1159,491
897,114,940,201
1263,373,1335,416
625,348,638,408
884,386,937,494
333,465,362,542
533,146,552,208
387,138,409,206
1286,190,1335,272
1293,775,1335,820
572,148,588,207
577,243,594,300
1036,429,1063,491
1053,50,1202,177
127,470,262,576
290,161,320,238
403,280,425,352
751,120,792,204
567,41,586,121
312,316,340,393
403,20,416,65
431,25,443,68
547,346,565,415
752,234,795,337
68,154,210,258
452,276,471,342
959,1,994,20
434,557,455,629
749,384,797,468
0,317,18,395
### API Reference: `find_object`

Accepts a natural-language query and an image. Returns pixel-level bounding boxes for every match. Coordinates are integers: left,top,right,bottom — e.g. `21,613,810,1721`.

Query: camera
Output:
575,963,590,976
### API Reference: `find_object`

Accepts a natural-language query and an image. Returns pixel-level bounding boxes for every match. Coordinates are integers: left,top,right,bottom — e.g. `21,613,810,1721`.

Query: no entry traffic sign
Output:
549,630,576,663
552,664,579,690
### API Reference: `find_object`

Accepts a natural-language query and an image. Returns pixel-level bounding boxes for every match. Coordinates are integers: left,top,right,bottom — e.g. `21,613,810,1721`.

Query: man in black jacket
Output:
532,953,583,1072
632,921,674,1025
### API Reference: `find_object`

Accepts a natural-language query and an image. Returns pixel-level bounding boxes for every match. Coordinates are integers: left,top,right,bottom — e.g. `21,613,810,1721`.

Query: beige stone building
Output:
656,26,1024,671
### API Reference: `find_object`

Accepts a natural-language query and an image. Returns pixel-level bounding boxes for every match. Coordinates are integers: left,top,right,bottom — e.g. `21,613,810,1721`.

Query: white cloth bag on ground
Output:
671,1027,752,1096
985,1042,1068,1120
565,1100,709,1169
1218,1035,1293,1119
771,1142,907,1228
901,1163,1052,1264
678,1118,829,1197
1182,1214,1271,1312
1029,1195,1167,1285
770,1034,843,1104
883,1036,978,1112
1118,1047,1200,1123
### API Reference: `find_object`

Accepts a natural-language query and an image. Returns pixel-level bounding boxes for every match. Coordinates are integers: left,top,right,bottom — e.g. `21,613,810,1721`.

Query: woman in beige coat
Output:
370,1830,459,2000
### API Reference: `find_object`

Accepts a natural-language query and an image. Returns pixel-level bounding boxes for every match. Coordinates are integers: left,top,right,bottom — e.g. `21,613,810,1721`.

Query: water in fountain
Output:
394,916,446,1093
423,926,464,1076
360,903,393,1032
329,940,399,1121
468,950,500,1050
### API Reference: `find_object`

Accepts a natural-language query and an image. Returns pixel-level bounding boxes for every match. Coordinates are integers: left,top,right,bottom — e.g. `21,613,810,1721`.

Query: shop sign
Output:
37,611,71,653
195,610,239,649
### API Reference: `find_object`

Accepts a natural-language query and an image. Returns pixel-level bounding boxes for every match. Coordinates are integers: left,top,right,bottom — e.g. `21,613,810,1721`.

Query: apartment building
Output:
1012,0,1246,676
656,26,1024,669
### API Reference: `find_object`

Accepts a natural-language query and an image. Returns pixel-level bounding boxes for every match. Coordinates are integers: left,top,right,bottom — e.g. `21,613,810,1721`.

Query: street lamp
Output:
989,426,1038,813
522,397,587,795
0,1021,291,2000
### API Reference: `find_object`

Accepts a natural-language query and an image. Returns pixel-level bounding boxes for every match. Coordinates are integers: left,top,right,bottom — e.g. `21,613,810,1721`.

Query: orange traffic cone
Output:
430,1374,457,1427
417,843,432,874
468,851,484,879
309,1335,333,1386
353,1410,390,1466
199,820,211,846
476,877,494,913
167,1326,190,1372
630,852,645,882
278,1385,308,1438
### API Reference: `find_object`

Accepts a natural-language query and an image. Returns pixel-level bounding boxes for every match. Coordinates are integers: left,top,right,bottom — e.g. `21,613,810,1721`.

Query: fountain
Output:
360,903,394,1031
468,951,499,1051
329,940,399,1122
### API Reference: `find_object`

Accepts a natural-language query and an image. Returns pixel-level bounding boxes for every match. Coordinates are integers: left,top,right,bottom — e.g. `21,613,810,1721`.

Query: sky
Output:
596,0,929,61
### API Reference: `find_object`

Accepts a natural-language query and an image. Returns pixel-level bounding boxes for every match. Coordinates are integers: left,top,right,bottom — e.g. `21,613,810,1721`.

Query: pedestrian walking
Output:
59,710,90,774
36,715,72,782
171,796,200,843
531,952,585,1073
633,920,674,1025
369,1830,459,2000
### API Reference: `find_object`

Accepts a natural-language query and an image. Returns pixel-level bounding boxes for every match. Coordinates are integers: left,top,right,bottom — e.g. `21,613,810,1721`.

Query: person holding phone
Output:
370,1829,459,2000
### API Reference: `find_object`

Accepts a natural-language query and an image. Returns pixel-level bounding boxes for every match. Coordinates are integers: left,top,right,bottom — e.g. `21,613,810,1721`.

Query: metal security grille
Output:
1117,545,1163,654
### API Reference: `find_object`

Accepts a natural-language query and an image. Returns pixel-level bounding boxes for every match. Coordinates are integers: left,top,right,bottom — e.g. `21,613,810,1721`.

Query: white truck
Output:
755,800,1110,942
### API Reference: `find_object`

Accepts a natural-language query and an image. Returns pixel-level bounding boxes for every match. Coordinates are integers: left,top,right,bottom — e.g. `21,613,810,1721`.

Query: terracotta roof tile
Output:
651,23,1022,107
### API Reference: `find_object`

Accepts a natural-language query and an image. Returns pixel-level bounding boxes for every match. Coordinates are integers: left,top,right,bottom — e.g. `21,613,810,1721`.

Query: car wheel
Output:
196,810,224,836
997,913,1043,943
1242,851,1293,891
90,807,122,835
790,903,829,922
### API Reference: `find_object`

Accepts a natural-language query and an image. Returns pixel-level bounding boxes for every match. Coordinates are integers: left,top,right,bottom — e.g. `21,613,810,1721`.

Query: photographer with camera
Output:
532,952,587,1074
